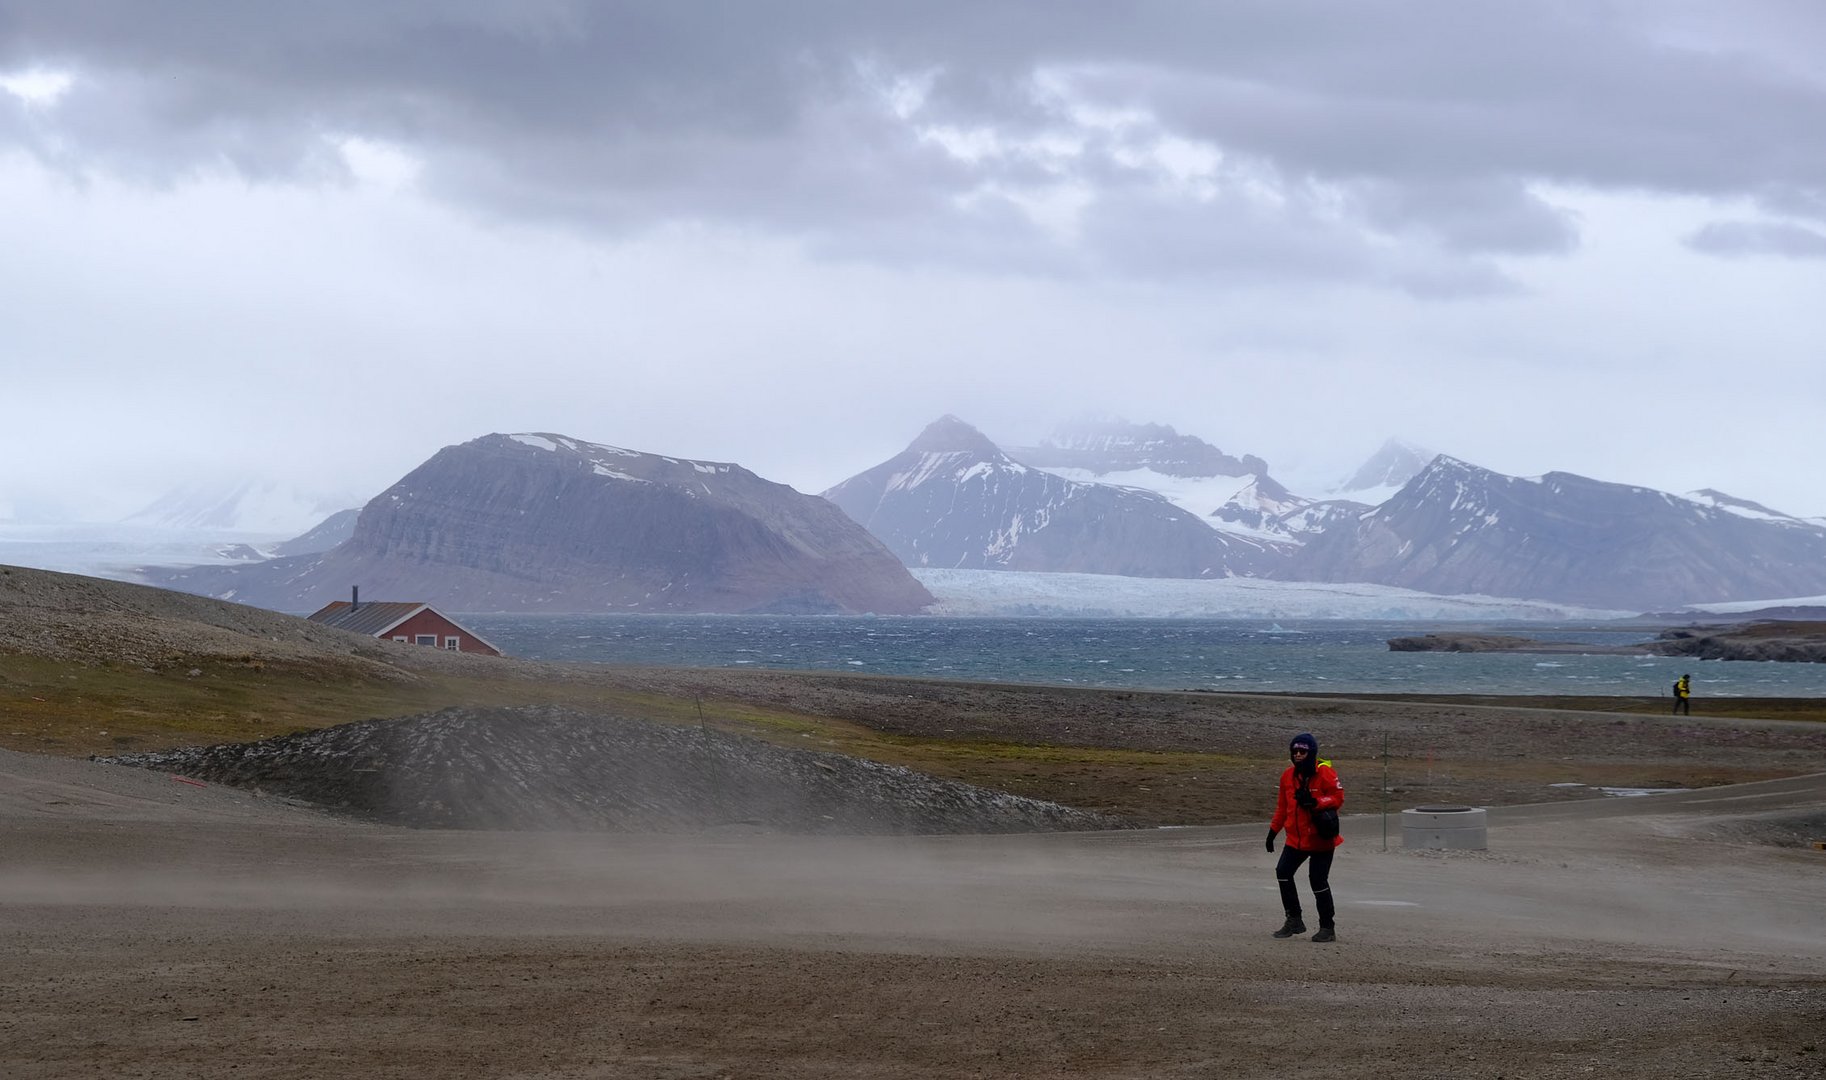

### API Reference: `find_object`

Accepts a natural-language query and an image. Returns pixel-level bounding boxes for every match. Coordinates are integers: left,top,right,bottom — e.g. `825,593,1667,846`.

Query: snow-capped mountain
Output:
125,478,366,535
1286,455,1826,609
823,416,1279,578
1007,417,1324,545
1011,416,1270,479
1267,497,1374,539
1205,474,1312,541
1335,438,1436,504
146,433,932,614
1682,488,1822,528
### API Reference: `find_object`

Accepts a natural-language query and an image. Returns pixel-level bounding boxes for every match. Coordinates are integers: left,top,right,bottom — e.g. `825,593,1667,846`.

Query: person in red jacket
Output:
1266,731,1344,942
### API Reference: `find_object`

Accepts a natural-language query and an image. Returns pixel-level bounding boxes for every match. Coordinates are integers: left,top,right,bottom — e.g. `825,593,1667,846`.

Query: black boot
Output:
1272,915,1307,939
1311,926,1336,942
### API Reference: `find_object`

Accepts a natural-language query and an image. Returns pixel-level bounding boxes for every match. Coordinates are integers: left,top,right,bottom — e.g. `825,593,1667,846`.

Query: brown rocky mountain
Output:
148,433,932,615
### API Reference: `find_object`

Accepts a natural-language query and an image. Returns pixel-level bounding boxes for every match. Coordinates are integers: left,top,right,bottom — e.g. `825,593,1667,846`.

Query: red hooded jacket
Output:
1271,760,1344,851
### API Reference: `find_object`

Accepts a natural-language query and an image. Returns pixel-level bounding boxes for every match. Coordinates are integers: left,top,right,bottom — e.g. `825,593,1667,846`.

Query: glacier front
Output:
911,568,1632,621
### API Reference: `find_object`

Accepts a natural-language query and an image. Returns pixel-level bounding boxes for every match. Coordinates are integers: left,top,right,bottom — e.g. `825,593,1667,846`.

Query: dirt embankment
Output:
0,563,508,677
101,705,1122,834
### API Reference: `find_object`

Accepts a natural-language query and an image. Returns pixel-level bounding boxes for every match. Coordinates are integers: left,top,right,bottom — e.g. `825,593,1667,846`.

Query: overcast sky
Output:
3,1,1824,524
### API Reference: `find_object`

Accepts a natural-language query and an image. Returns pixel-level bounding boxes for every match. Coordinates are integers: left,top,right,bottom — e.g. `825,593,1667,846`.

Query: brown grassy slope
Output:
4,564,1825,825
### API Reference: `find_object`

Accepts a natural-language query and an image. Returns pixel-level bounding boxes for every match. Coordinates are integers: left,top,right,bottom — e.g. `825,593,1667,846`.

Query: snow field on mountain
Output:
1029,466,1255,522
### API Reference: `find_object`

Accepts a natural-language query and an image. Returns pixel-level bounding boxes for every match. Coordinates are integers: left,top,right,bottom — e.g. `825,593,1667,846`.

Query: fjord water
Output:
463,616,1826,698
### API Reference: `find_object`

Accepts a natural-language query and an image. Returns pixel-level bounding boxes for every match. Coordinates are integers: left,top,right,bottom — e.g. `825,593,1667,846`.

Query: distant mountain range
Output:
1006,418,1381,547
1286,455,1826,609
828,417,1826,611
822,416,1279,578
147,433,931,614
125,478,366,535
105,416,1826,616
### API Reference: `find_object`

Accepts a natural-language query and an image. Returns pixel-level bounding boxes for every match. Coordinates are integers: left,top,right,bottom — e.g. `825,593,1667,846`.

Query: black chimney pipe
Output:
352,585,359,611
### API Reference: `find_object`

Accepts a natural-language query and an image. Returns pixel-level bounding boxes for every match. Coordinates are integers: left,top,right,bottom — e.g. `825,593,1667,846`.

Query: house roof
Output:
305,601,429,637
306,600,503,654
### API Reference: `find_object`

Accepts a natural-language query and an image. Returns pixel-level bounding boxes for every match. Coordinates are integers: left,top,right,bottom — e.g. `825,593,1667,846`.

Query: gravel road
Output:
4,747,1823,1079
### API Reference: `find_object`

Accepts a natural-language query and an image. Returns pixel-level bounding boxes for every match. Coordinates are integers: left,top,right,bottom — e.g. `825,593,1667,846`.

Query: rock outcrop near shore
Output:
1387,633,1649,655
1651,622,1826,663
1388,621,1826,663
103,706,1127,835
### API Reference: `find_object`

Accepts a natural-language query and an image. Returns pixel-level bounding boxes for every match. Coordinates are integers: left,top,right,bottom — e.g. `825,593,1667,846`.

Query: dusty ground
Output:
4,746,1824,1079
575,666,1826,824
4,568,1825,1075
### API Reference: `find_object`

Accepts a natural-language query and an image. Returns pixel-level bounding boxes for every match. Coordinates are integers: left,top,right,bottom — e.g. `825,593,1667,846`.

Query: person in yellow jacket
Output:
1673,673,1691,715
1266,731,1344,942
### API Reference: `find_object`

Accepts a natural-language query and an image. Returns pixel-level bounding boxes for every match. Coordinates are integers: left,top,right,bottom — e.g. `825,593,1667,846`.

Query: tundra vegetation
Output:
5,565,1823,826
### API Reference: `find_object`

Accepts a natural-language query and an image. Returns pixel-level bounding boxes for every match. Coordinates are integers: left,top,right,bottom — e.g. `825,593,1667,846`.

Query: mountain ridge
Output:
823,417,1280,578
1285,455,1826,609
145,432,932,614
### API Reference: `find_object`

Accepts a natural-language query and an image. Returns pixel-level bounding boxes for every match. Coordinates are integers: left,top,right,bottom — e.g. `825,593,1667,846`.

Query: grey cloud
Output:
4,1,1826,288
1351,179,1579,256
1754,184,1826,222
1685,220,1826,258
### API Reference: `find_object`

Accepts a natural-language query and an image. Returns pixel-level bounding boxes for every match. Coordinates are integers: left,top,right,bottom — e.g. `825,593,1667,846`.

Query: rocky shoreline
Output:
1389,620,1826,663
1387,632,1649,655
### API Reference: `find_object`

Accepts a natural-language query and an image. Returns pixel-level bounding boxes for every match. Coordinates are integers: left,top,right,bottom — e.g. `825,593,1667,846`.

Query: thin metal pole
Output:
1381,730,1389,852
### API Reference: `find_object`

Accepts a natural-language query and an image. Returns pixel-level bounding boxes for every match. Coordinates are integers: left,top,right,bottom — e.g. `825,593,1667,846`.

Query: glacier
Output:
911,568,1633,621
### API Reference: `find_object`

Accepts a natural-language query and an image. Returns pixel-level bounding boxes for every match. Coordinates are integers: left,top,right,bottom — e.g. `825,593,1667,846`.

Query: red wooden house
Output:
306,589,502,656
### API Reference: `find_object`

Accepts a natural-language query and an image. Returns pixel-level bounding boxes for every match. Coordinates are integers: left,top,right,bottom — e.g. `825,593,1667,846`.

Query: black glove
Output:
1294,787,1317,810
1265,830,1277,853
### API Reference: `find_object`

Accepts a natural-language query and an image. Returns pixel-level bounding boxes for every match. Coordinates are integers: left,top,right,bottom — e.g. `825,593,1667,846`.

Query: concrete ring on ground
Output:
1401,805,1489,850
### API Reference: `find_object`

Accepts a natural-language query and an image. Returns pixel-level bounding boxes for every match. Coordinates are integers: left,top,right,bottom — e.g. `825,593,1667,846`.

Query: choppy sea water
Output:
461,616,1826,698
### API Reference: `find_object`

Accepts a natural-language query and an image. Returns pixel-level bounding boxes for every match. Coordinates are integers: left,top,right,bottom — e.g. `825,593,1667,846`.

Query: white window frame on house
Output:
415,634,437,646
393,635,408,642
445,636,459,650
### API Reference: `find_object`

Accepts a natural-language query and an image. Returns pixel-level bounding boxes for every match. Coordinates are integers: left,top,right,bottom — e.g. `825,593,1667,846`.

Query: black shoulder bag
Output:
1303,776,1340,838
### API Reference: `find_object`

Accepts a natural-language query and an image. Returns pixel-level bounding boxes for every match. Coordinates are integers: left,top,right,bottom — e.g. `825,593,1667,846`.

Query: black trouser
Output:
1276,845,1336,928
1673,696,1690,715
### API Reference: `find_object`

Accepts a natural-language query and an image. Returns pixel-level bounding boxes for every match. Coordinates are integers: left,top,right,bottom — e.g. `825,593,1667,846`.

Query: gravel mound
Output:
101,705,1127,835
